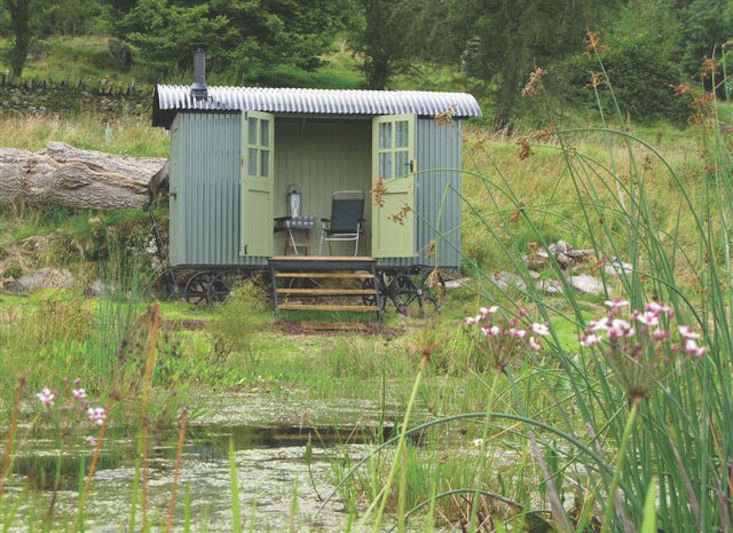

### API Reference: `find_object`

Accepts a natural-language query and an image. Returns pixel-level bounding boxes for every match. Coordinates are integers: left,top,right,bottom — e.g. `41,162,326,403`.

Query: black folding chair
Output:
318,190,365,256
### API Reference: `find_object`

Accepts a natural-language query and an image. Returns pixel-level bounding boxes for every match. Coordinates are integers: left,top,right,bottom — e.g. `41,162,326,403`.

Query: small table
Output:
274,216,315,255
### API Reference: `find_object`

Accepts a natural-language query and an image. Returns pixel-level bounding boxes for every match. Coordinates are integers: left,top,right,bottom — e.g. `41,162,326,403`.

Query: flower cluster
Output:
87,407,106,426
35,378,106,446
465,305,550,372
579,300,708,402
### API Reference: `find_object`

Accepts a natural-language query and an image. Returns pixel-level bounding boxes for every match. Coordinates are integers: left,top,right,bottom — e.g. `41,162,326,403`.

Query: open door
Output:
240,111,275,257
372,114,416,258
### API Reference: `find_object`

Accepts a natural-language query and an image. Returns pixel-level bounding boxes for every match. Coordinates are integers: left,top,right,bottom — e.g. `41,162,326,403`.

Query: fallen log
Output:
0,142,168,210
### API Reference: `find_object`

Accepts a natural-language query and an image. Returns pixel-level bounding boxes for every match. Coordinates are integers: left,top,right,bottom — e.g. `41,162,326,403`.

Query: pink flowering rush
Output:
37,387,56,407
579,300,707,402
72,388,87,400
87,407,106,426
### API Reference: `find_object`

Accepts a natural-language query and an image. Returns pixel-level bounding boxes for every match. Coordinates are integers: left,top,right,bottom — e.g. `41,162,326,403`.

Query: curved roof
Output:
153,85,481,128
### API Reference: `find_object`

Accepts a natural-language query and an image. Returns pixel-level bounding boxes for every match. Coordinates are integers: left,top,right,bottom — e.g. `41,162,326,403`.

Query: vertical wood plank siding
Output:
169,113,462,269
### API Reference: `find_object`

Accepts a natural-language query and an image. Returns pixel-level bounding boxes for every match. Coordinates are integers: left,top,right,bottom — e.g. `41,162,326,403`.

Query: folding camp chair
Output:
318,190,365,256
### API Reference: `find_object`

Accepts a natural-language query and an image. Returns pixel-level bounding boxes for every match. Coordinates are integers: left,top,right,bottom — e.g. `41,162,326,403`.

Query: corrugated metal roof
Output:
153,85,481,127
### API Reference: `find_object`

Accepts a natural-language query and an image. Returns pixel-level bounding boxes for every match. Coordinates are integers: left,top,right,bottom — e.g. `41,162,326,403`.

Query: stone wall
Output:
0,76,150,116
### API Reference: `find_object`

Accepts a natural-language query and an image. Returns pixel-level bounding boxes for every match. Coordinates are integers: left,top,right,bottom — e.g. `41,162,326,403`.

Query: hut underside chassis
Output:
170,261,446,316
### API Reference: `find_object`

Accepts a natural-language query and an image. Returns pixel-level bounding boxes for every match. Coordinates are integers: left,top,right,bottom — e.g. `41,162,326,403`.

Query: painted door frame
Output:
240,111,275,257
371,113,416,258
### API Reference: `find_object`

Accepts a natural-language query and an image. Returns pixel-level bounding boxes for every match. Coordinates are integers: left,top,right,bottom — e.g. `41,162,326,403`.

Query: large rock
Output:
17,268,73,291
0,142,167,209
569,274,608,295
605,260,633,277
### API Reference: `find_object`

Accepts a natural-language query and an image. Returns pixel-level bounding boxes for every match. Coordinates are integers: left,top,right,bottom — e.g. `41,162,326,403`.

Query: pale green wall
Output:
273,118,372,256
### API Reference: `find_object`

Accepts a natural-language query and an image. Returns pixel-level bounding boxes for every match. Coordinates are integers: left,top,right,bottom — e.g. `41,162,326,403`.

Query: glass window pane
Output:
395,151,408,177
379,152,393,180
395,121,408,148
248,148,257,175
379,122,392,150
260,119,269,147
248,117,258,145
260,150,269,177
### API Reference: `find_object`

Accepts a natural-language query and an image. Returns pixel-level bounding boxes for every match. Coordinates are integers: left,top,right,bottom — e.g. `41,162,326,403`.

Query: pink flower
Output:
609,319,634,338
529,337,541,351
73,378,82,386
37,388,55,407
72,388,86,400
678,325,699,339
480,305,499,317
518,307,528,317
636,311,659,327
531,323,550,336
580,334,602,347
684,339,707,357
589,317,610,331
87,407,106,426
651,329,669,341
509,328,527,338
604,299,630,310
85,436,97,447
482,325,502,338
465,316,479,326
646,302,674,317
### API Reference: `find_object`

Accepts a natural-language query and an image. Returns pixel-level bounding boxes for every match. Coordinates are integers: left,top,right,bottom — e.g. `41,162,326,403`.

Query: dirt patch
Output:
273,320,404,339
163,318,207,331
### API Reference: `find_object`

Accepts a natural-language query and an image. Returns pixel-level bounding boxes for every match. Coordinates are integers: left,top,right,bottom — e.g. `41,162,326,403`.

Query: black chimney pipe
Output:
191,46,207,100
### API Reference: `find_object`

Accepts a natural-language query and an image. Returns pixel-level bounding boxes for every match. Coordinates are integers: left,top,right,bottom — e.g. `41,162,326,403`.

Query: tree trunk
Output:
5,0,31,77
0,142,168,210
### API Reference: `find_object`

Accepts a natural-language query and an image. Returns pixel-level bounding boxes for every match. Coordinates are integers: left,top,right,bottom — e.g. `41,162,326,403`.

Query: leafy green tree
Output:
348,0,412,89
410,0,620,127
117,0,350,83
680,0,733,75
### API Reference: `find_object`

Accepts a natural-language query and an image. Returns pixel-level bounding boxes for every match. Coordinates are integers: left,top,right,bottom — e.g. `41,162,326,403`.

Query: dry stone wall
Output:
0,77,150,116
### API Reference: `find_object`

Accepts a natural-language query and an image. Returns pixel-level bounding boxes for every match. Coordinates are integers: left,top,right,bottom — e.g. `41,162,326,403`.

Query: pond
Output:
3,393,423,532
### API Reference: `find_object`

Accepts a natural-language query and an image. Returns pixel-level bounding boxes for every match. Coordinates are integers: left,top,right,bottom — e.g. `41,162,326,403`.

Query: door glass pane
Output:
395,121,408,148
395,151,408,177
379,122,392,150
248,117,258,145
248,148,257,175
260,150,269,177
379,152,393,179
260,120,269,147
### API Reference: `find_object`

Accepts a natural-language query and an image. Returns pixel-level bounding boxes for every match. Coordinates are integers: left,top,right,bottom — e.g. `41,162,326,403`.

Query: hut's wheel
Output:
386,273,418,313
184,272,213,305
415,269,445,311
361,275,386,312
208,272,232,303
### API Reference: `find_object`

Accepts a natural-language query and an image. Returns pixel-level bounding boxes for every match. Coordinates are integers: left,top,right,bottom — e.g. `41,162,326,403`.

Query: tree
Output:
3,0,32,77
410,0,620,128
349,0,412,89
680,0,733,76
117,0,350,83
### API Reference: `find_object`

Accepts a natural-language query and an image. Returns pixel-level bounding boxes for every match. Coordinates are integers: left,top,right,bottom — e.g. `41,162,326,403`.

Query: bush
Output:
206,280,270,361
551,45,694,124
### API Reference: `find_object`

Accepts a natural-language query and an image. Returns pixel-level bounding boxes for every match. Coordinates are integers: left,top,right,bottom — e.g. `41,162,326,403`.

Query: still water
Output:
4,392,419,532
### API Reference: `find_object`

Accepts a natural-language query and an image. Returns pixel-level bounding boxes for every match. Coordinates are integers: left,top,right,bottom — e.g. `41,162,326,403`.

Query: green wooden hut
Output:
152,60,481,274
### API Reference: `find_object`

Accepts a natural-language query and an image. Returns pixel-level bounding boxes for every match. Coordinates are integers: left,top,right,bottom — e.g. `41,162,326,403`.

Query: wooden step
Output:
278,304,379,312
271,255,375,261
275,272,374,279
277,288,376,295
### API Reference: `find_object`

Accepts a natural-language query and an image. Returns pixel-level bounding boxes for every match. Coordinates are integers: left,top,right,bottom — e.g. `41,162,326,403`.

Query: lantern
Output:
287,186,302,218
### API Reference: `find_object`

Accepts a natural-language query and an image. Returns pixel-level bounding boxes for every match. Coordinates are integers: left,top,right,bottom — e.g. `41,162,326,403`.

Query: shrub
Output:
551,45,694,124
206,280,270,361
